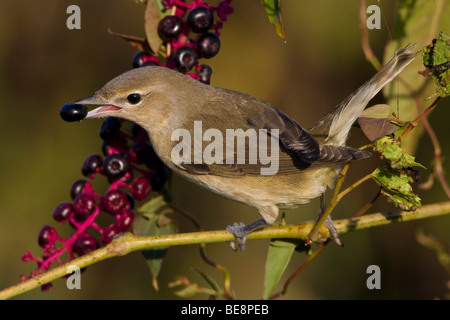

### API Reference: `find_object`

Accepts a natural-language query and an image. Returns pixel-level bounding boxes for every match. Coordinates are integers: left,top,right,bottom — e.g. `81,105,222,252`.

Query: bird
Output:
73,44,418,250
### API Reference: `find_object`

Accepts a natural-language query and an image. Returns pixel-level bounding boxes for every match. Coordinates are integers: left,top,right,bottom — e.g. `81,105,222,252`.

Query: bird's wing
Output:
173,106,370,177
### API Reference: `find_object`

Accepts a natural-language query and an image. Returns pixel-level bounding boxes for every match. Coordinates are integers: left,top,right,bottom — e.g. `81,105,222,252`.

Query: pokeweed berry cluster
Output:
21,117,169,290
26,0,234,291
134,0,234,84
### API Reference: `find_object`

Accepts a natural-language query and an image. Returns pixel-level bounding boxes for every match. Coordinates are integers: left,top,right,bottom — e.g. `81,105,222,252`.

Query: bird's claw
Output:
226,222,247,251
324,215,342,246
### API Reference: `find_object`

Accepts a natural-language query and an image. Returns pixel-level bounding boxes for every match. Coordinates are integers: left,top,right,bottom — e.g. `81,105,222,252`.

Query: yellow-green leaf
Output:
263,239,296,299
261,0,286,41
374,136,425,169
134,194,177,291
421,32,450,98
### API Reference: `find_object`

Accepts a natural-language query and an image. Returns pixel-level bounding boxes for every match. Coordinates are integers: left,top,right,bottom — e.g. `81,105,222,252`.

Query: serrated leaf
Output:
263,239,296,300
372,135,424,211
358,104,403,141
421,32,450,98
432,32,450,66
134,195,177,291
383,0,450,154
372,164,422,211
144,0,169,53
261,0,286,41
374,136,425,169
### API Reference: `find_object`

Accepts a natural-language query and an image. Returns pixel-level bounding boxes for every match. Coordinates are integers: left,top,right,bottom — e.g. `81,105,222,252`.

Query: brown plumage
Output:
74,44,419,248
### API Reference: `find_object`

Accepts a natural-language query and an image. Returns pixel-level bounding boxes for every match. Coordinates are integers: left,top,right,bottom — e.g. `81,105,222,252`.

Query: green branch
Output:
1,200,449,300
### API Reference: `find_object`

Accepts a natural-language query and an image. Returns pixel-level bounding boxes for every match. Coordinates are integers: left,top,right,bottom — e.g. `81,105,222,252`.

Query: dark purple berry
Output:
38,225,58,248
72,234,99,256
142,60,159,67
101,135,128,156
198,64,213,84
119,208,135,231
103,154,129,180
151,166,170,191
128,142,153,164
100,189,129,214
158,15,183,42
101,224,120,244
144,146,164,169
131,123,150,143
99,117,121,141
188,7,214,33
70,179,88,200
73,194,97,221
53,202,73,222
41,283,53,291
81,154,103,177
173,46,198,73
197,32,220,58
132,51,151,68
102,141,113,156
132,177,152,200
60,103,88,122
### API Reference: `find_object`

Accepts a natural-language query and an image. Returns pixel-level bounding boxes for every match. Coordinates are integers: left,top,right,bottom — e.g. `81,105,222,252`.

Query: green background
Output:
0,0,449,299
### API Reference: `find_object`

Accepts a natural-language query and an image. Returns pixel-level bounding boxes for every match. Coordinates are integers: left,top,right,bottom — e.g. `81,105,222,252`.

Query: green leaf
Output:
263,239,296,300
372,164,422,211
134,194,178,291
137,194,170,217
261,0,286,41
374,136,425,169
144,0,169,53
372,136,424,211
420,32,450,98
383,0,450,154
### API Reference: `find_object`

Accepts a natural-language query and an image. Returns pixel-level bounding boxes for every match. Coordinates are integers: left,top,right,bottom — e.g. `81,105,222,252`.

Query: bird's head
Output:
76,66,197,131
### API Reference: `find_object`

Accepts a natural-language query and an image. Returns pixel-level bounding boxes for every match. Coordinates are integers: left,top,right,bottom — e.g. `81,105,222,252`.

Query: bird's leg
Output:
317,194,342,246
226,219,267,251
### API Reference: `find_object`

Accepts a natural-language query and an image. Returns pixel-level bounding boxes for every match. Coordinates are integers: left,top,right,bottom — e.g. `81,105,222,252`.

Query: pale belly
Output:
173,165,340,210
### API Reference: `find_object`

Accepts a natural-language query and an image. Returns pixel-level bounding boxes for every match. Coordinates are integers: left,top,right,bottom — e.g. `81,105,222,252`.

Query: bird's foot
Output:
323,215,342,246
225,219,267,251
226,222,246,251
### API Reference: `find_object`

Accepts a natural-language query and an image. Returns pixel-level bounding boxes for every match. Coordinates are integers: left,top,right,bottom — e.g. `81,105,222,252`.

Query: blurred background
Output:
0,0,448,300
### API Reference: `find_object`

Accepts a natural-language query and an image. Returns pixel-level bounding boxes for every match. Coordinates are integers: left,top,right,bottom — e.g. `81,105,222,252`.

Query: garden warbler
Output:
74,44,418,250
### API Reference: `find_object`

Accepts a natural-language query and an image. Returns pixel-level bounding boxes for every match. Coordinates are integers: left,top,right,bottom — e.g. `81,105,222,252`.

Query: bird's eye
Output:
127,93,142,105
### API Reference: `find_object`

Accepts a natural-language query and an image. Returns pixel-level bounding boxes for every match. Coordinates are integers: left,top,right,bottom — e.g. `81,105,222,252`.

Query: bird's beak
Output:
75,95,122,119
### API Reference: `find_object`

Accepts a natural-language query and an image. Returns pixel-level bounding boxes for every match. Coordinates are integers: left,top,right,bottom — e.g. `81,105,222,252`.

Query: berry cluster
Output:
22,118,169,290
25,0,233,291
134,0,234,84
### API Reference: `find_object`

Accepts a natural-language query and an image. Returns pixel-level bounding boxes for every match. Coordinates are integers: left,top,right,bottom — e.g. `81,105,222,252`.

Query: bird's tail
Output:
309,44,419,145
